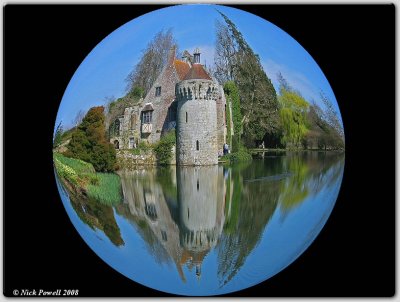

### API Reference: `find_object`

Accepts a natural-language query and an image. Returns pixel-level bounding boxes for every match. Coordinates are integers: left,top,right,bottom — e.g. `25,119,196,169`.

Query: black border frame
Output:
3,4,395,297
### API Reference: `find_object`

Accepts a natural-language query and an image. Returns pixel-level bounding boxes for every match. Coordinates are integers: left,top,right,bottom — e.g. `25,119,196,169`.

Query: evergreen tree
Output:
215,12,280,147
66,106,116,172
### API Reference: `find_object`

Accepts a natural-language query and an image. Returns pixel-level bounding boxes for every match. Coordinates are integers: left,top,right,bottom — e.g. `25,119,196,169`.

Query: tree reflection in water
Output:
62,151,344,288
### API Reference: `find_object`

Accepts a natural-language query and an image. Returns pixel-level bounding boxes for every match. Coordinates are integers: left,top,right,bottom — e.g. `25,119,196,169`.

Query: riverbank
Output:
53,153,122,205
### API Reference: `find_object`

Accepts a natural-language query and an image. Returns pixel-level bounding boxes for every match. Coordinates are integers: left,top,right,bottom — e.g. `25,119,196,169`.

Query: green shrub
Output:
66,106,116,172
154,130,176,165
137,141,151,153
221,145,253,164
130,148,141,155
224,81,242,152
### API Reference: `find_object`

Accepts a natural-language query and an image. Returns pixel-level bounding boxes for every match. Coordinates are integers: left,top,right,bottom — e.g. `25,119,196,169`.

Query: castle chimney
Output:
168,45,176,66
193,48,200,64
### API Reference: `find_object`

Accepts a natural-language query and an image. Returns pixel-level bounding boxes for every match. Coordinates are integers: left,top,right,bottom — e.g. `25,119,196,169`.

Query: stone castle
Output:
118,165,230,281
109,47,231,166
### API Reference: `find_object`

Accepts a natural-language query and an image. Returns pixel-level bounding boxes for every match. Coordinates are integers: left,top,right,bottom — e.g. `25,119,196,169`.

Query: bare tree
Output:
214,20,237,84
125,29,177,96
320,91,344,139
72,110,85,127
277,72,291,92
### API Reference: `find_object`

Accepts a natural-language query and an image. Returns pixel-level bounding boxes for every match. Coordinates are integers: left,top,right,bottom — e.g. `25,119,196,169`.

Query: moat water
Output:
56,151,344,296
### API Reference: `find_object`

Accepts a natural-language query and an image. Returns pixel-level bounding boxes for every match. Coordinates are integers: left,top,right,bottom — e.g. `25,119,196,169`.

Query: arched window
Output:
196,140,199,151
114,140,120,149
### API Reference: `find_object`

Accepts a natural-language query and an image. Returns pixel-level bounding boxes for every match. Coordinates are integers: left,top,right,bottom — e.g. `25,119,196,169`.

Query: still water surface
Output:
56,151,344,296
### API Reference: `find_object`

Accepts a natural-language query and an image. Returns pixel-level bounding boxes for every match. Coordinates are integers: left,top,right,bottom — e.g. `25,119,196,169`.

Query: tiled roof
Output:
174,59,191,80
183,64,212,81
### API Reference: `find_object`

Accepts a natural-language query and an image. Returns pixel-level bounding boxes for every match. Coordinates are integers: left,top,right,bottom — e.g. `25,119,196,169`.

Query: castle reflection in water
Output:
64,152,344,289
117,166,229,282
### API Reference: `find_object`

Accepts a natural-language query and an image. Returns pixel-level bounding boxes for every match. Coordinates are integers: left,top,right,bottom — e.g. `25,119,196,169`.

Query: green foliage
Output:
66,106,116,172
278,156,309,211
138,141,152,153
320,92,345,140
154,130,176,165
225,94,232,146
54,152,95,174
54,152,122,207
129,141,154,156
304,102,345,150
156,167,177,201
279,88,309,148
54,156,80,185
53,122,64,148
128,86,144,101
130,148,141,155
215,12,280,147
224,81,242,152
67,184,124,246
54,153,94,186
61,126,77,141
223,169,242,233
87,173,122,205
221,145,252,164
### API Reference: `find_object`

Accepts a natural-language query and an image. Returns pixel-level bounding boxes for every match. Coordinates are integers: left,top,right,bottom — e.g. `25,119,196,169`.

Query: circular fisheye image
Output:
53,4,345,296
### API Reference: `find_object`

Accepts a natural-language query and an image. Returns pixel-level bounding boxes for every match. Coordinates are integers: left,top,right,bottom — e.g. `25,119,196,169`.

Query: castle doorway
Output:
114,140,120,149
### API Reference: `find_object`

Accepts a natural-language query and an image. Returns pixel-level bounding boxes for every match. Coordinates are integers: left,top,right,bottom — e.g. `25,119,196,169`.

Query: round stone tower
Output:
175,49,219,166
177,166,222,252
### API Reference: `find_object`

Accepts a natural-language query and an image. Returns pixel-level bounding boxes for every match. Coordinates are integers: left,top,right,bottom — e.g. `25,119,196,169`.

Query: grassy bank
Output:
53,153,122,205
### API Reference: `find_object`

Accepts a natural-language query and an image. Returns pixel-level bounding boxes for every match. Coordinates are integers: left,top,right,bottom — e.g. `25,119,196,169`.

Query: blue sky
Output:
56,4,342,129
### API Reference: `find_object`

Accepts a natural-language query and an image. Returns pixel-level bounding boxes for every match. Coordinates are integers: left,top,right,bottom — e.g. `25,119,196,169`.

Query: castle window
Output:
186,112,188,123
142,111,152,124
155,86,161,97
129,137,135,149
197,179,199,191
161,230,168,242
196,140,199,151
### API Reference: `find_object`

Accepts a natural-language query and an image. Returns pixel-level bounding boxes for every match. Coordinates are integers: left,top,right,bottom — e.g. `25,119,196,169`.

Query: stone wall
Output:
216,85,227,155
176,79,219,166
142,48,180,144
108,48,232,165
177,166,225,251
116,147,176,170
